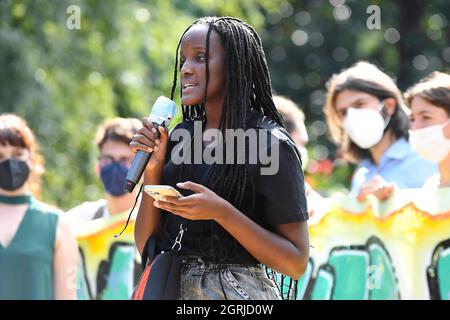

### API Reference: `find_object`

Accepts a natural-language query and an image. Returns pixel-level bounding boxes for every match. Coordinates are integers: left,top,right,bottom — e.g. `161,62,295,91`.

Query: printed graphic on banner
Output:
72,213,140,300
70,188,450,300
275,188,450,300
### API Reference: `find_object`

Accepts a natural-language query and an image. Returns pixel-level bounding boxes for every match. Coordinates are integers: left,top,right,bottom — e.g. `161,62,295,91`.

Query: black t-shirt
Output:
157,109,308,265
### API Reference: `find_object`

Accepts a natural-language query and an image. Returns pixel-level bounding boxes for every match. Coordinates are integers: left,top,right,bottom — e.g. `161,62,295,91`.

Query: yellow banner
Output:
73,212,139,300
73,188,450,300
287,187,450,300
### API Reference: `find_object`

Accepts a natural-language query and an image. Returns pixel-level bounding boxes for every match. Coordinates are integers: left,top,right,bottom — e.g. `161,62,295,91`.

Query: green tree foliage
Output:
0,0,280,210
1,0,449,207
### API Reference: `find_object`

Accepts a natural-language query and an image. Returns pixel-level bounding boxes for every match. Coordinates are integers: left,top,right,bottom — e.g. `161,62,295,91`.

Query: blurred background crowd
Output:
1,0,449,209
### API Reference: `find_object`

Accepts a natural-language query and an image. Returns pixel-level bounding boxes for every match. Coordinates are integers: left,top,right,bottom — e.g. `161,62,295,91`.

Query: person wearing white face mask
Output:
324,61,438,202
405,71,450,188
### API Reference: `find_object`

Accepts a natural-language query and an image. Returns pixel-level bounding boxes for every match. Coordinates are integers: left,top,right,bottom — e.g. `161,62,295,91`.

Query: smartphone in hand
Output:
144,185,182,201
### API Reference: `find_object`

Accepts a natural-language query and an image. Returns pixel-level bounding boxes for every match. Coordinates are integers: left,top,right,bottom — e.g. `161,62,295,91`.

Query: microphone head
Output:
148,96,178,127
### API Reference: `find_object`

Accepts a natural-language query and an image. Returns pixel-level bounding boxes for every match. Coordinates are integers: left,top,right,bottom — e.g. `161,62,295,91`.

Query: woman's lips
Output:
182,84,197,94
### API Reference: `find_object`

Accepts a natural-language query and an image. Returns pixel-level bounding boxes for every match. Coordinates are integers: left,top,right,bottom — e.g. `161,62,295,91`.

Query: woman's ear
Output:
383,98,397,116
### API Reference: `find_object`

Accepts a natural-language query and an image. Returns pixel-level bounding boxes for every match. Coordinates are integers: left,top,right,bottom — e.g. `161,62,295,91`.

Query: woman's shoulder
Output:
25,198,61,243
170,120,194,132
28,197,62,219
246,109,292,144
245,111,303,175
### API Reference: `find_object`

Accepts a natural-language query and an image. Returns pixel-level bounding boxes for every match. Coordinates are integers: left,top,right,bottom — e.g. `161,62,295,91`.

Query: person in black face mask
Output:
66,117,141,224
0,113,78,300
0,155,30,191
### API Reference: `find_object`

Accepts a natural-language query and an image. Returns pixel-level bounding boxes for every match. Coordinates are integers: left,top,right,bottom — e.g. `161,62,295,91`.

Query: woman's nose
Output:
410,120,420,130
180,60,193,76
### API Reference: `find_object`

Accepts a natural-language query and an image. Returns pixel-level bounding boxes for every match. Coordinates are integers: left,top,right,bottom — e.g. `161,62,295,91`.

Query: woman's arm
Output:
134,168,164,255
130,122,169,255
155,181,310,279
53,217,78,300
219,203,310,279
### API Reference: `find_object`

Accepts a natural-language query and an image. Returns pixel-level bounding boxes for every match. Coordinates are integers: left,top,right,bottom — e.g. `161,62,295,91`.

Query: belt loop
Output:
246,266,254,277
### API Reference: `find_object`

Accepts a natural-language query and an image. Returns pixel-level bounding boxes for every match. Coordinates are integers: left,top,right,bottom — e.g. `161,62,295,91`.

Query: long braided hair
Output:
168,16,297,299
169,16,284,208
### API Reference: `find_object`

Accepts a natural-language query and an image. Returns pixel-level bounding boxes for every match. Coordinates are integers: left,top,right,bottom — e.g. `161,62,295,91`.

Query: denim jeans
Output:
179,257,281,300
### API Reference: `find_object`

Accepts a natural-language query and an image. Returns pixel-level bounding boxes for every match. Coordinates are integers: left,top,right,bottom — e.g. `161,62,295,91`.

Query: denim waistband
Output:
181,256,261,269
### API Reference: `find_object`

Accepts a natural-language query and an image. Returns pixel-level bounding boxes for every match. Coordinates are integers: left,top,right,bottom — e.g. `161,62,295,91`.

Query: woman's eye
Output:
197,55,205,62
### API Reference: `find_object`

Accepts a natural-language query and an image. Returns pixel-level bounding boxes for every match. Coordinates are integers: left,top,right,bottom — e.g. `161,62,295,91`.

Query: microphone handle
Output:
123,122,162,193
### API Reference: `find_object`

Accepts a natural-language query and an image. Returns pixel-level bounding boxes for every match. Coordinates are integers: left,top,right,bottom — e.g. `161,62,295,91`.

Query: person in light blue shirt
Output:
324,61,438,202
350,137,438,195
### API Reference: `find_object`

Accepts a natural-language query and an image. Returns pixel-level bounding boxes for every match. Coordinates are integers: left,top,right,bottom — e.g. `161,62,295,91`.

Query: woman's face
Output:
0,144,31,193
179,24,226,108
410,96,450,137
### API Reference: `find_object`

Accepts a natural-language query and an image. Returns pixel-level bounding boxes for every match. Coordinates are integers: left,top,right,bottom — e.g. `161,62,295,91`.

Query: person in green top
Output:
0,113,78,300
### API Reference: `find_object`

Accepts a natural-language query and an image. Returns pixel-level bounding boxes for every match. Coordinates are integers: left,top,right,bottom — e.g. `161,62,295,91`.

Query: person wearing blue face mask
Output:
65,117,141,300
65,117,141,224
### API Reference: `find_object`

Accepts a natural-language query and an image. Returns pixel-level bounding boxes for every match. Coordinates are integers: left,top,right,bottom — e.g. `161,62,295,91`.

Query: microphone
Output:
123,96,177,193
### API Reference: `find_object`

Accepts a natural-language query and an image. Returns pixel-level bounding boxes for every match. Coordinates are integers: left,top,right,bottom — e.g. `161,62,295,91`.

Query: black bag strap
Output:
141,235,158,270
